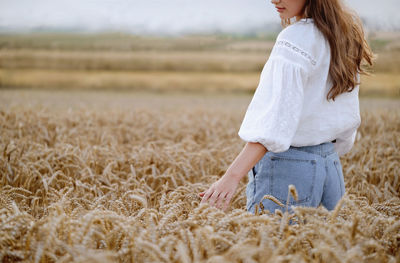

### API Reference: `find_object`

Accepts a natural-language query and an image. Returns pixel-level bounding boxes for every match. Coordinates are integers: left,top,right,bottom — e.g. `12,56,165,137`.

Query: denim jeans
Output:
246,141,345,214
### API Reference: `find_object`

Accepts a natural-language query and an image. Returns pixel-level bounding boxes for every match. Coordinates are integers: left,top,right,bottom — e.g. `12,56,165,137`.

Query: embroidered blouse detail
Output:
276,40,317,66
238,19,361,157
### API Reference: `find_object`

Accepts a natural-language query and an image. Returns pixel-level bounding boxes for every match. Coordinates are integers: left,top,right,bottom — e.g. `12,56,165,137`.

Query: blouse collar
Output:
299,17,314,23
289,17,313,24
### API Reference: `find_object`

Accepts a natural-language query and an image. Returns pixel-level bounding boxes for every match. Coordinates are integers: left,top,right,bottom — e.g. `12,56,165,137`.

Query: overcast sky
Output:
0,0,398,34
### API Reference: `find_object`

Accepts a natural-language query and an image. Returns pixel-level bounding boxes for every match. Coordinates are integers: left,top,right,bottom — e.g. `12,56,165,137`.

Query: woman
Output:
199,0,373,214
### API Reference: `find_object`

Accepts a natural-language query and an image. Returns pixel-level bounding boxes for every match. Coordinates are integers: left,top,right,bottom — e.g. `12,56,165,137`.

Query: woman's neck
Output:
295,15,306,21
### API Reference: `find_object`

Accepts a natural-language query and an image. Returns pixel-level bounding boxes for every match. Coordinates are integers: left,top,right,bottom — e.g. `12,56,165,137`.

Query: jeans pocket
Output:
270,156,317,205
333,158,345,196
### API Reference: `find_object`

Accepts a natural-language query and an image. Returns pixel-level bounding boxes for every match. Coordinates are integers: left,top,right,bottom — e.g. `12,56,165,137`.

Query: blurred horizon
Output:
0,0,399,36
1,0,399,98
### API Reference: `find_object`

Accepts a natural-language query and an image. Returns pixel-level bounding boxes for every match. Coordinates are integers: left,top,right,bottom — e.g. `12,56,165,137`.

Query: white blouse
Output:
238,18,361,157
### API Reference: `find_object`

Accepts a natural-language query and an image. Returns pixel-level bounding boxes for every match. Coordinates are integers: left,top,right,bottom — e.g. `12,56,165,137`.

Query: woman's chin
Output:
279,14,288,20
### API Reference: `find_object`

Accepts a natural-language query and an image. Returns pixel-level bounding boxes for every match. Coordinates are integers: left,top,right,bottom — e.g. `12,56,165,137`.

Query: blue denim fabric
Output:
246,142,345,214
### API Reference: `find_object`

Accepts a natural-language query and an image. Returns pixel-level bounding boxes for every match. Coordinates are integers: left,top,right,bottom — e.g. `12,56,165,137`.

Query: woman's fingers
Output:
222,193,233,211
200,190,212,204
215,192,228,209
200,187,216,204
207,191,220,207
199,184,232,211
200,190,232,211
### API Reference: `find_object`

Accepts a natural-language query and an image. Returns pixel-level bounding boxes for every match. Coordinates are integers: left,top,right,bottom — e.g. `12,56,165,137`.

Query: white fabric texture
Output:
238,18,361,157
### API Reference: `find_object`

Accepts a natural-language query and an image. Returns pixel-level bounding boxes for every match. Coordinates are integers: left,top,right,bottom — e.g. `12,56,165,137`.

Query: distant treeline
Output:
0,32,399,97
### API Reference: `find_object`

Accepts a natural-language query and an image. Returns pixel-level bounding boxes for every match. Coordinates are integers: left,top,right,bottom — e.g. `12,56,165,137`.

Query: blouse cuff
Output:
333,130,357,157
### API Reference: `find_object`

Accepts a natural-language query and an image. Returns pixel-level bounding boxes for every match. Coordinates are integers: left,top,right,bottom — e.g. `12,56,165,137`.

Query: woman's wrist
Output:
224,167,245,183
224,142,268,183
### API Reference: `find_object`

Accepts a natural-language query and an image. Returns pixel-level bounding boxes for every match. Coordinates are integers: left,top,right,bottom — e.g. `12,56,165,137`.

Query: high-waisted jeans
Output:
246,141,345,214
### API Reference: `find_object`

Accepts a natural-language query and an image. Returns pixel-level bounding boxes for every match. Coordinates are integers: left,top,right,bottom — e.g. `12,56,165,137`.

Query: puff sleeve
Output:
238,38,311,153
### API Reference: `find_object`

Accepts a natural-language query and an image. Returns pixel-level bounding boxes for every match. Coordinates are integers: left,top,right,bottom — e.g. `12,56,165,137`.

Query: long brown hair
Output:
282,0,374,101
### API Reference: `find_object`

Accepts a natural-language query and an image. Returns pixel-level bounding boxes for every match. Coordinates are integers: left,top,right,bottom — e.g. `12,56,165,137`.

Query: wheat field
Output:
1,33,400,97
0,90,399,262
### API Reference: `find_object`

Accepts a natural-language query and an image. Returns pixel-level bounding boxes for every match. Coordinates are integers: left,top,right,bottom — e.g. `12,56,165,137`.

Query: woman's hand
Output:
198,173,241,212
198,142,268,212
